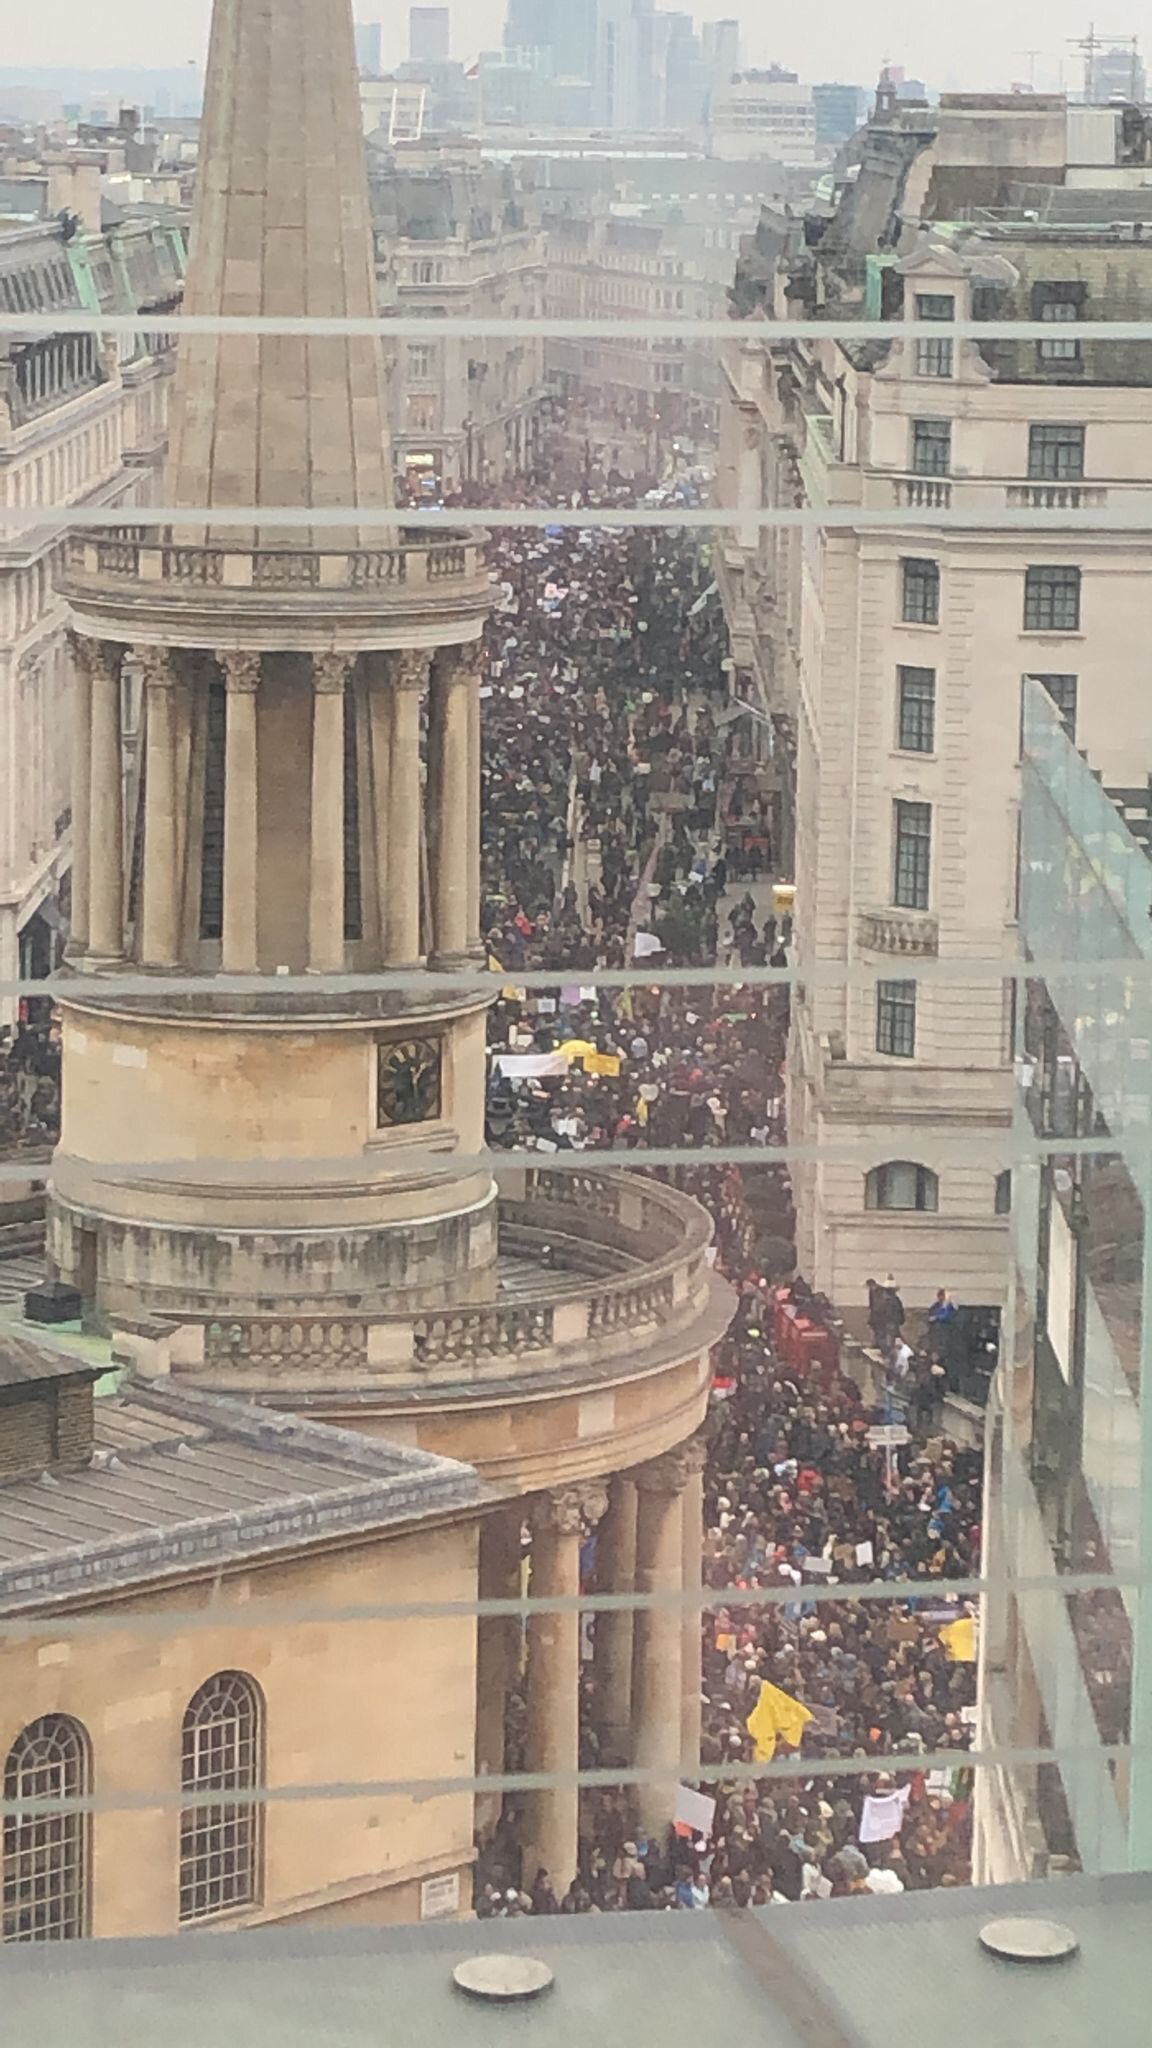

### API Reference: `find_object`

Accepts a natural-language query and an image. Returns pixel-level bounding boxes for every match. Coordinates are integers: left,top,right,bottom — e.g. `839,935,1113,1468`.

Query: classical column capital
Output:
532,1483,609,1538
312,652,352,695
389,648,430,693
220,650,262,695
133,645,175,690
432,642,483,689
634,1445,699,1498
69,632,120,682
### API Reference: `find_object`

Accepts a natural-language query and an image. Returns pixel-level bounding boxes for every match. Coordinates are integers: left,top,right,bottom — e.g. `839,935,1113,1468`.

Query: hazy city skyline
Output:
4,0,1135,96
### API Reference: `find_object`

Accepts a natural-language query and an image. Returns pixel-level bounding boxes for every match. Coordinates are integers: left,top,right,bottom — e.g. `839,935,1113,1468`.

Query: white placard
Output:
855,1540,874,1567
859,1784,911,1844
674,1785,717,1840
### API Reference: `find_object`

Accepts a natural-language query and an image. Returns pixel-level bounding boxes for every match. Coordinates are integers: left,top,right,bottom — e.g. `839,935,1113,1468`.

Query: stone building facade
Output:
0,0,732,1943
371,143,548,493
0,1340,485,1939
0,210,185,1025
716,94,1152,1316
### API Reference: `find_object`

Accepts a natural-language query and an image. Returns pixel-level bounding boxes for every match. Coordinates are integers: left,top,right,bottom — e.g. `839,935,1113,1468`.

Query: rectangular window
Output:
1028,423,1084,480
1024,566,1081,632
1027,672,1078,742
897,667,936,753
407,343,434,380
1038,297,1080,363
911,419,952,475
914,294,954,376
893,799,932,910
876,980,917,1058
901,558,940,625
407,394,437,433
915,335,954,378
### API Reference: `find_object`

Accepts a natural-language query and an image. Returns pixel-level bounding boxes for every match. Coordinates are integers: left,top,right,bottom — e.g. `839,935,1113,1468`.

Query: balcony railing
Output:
1005,482,1108,511
62,527,486,597
867,473,1114,517
893,475,952,510
174,1167,718,1386
858,908,940,956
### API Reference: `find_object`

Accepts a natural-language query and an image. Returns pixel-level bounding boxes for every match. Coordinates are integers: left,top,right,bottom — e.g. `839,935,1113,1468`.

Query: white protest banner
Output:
673,1785,717,1841
493,1054,568,1080
859,1783,911,1843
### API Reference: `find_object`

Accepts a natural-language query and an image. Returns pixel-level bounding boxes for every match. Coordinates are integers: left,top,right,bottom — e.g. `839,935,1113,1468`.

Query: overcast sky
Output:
6,0,1110,95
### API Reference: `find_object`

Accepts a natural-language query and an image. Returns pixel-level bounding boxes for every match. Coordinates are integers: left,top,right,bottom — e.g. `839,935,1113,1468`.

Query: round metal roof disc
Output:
979,1918,1079,1963
452,1956,555,2003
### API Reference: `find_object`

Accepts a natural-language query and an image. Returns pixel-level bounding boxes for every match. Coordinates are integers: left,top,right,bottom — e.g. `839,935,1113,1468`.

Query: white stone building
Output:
716,95,1152,1316
709,75,819,164
370,145,548,492
0,212,185,1022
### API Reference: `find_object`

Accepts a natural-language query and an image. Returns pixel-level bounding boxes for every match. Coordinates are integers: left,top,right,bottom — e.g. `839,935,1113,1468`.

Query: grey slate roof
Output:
0,1333,108,1389
0,1876,1143,2048
0,1378,484,1613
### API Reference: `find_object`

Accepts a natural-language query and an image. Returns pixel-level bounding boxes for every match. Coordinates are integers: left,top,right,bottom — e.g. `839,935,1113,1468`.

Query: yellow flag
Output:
745,1680,813,1763
939,1616,977,1663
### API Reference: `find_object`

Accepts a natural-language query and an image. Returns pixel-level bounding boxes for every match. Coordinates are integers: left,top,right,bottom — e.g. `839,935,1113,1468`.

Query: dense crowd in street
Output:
473,488,980,1917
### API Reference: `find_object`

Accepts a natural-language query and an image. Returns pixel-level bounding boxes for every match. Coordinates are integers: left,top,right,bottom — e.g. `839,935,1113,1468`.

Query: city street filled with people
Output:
473,479,980,1917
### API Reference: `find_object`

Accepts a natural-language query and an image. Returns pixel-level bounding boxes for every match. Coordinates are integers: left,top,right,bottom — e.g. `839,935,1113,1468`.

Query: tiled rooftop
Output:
0,1379,484,1611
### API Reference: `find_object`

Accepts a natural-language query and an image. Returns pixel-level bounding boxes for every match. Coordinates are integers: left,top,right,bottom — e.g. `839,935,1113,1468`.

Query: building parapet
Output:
160,1167,722,1394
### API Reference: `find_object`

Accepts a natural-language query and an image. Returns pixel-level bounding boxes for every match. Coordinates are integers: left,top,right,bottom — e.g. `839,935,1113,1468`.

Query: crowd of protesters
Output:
0,1015,60,1151
469,491,981,1918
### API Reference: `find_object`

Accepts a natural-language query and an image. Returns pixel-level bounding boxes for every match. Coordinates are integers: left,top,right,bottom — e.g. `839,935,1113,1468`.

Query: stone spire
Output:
165,0,394,545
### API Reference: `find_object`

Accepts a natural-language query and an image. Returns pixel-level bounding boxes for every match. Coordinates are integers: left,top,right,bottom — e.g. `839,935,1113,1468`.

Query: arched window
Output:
995,1170,1013,1215
3,1715,90,1942
865,1161,939,1213
179,1672,263,1923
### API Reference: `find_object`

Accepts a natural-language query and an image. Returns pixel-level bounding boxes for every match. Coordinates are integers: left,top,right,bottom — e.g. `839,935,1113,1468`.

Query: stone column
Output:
364,651,393,965
475,1506,524,1840
594,1474,637,1762
679,1437,708,1773
66,635,92,956
308,653,349,975
523,1482,607,1896
466,655,482,947
428,646,475,963
87,641,124,961
385,650,426,967
632,1449,689,1835
138,647,180,967
221,653,261,974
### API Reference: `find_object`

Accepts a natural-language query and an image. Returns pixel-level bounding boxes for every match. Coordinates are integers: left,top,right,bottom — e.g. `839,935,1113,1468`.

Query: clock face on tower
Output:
376,1037,442,1129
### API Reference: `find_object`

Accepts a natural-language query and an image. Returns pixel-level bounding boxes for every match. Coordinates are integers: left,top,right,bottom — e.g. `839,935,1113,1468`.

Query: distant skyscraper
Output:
813,80,866,149
702,17,740,83
504,0,596,85
353,20,382,74
410,5,451,65
1091,42,1146,103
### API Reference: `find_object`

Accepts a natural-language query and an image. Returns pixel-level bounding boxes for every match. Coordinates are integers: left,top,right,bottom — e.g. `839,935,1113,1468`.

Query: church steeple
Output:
165,0,394,545
54,0,495,1330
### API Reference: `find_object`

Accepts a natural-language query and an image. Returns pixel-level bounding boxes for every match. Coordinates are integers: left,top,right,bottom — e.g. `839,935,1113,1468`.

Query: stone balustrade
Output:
64,527,486,597
175,1167,716,1386
857,907,940,957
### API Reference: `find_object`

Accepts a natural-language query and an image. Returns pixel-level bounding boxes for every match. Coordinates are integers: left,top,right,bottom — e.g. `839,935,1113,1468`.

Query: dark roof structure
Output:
0,1333,108,1390
0,1377,484,1612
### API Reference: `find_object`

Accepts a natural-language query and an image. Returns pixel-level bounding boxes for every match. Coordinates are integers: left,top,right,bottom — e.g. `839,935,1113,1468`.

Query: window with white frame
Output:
876,979,918,1058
